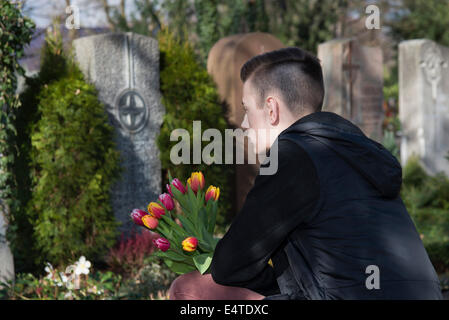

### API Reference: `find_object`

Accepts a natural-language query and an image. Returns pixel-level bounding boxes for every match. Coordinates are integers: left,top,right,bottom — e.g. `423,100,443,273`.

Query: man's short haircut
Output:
240,47,324,115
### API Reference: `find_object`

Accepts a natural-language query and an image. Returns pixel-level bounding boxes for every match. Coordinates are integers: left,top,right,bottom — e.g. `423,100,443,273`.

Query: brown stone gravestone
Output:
318,38,384,142
207,32,285,215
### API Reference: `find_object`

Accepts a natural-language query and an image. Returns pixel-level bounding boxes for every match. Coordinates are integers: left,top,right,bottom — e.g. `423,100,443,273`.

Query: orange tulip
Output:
147,202,165,219
205,185,220,202
182,236,198,252
142,215,158,230
188,172,205,194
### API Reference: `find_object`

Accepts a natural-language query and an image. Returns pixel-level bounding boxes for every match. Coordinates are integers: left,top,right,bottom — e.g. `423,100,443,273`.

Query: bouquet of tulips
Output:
130,171,221,275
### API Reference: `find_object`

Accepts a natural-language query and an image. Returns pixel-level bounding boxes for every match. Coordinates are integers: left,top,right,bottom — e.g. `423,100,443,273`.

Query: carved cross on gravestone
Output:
118,90,146,132
432,100,447,152
420,42,448,152
115,35,149,134
420,43,448,101
342,41,360,123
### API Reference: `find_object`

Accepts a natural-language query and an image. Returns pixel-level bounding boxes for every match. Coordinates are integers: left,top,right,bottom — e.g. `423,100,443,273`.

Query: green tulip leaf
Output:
165,259,197,275
154,249,187,262
200,225,215,251
171,186,190,213
197,239,212,252
187,186,199,218
176,214,197,236
199,207,209,228
193,253,213,275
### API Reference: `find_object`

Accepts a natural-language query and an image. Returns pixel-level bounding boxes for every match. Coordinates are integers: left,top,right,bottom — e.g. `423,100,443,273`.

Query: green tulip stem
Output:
161,214,187,239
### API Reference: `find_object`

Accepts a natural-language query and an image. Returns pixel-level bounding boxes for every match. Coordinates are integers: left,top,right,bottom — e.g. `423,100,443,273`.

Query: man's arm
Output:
210,138,320,296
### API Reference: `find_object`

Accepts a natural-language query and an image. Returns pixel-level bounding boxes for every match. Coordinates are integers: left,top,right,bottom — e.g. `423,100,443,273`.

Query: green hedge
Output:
0,1,34,260
401,156,449,273
156,27,234,233
11,25,71,273
19,28,122,269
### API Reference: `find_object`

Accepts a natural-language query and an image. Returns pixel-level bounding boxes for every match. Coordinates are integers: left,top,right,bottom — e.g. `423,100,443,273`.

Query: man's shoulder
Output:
276,136,314,166
260,136,317,178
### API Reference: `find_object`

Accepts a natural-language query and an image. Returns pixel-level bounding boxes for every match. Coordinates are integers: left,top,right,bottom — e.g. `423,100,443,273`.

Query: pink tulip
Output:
172,178,186,194
130,209,147,226
153,237,170,252
166,184,174,197
159,193,174,211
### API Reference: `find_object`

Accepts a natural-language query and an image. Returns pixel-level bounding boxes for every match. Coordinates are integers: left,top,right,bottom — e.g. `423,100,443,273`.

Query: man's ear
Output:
266,96,280,126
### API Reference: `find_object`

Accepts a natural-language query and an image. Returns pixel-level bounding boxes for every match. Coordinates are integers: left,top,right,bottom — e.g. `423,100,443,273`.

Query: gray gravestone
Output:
318,38,384,142
73,33,165,234
0,199,14,286
399,39,449,176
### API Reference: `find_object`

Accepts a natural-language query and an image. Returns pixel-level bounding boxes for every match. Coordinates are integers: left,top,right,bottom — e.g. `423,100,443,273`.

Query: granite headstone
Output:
318,38,384,142
73,33,165,234
399,39,449,176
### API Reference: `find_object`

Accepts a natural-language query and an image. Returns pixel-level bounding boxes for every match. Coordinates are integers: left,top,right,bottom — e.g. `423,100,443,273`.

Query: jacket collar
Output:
280,111,365,137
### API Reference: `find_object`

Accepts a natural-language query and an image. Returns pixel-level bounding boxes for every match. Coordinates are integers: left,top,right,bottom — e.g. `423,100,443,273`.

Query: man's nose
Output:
241,114,249,129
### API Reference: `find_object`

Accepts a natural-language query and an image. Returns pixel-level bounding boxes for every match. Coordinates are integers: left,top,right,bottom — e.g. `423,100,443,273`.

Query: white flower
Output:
44,262,54,279
54,272,68,287
44,262,53,273
65,264,75,274
74,256,91,275
59,272,68,283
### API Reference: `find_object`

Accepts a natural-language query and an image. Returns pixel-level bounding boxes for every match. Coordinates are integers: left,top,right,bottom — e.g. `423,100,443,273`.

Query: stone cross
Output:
342,41,361,125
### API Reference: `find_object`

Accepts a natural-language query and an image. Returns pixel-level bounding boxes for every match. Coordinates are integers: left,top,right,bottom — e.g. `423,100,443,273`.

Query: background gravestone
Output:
399,39,449,176
207,32,285,214
318,38,384,142
73,32,165,234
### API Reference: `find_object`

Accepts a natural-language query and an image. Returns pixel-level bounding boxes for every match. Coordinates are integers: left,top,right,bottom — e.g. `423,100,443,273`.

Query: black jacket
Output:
210,111,442,300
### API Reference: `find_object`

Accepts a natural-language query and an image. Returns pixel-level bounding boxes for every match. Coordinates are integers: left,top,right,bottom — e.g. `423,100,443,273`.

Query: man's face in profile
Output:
241,79,271,155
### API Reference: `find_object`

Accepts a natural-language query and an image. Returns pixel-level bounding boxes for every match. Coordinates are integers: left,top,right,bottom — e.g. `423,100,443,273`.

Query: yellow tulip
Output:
147,202,165,219
188,172,205,194
205,185,220,202
182,236,198,252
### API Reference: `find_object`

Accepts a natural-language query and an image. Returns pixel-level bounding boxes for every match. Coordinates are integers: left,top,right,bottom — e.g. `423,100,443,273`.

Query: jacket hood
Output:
280,111,402,198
